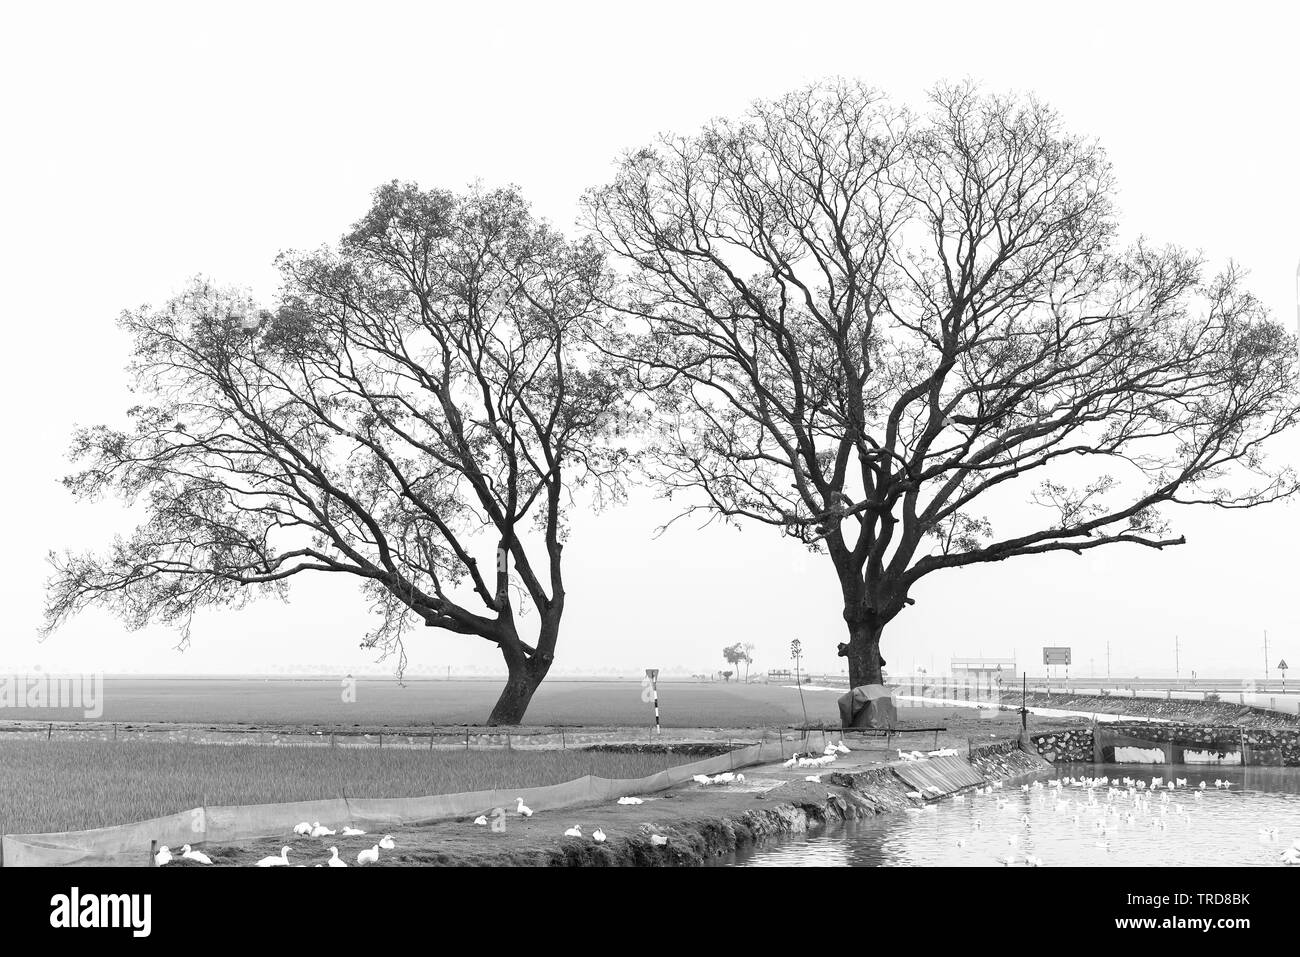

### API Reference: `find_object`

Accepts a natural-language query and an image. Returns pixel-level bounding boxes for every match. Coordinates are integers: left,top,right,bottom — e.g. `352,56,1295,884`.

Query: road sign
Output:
1279,660,1289,671
1042,647,1072,666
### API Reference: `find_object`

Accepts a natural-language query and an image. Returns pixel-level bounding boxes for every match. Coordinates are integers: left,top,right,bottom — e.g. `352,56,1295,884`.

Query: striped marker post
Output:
645,668,660,735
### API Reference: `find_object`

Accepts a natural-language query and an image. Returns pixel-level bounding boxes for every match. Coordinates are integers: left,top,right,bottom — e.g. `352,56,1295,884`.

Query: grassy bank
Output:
0,739,693,842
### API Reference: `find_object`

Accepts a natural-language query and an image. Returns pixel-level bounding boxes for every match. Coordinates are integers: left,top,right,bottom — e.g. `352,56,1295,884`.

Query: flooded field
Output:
725,763,1300,867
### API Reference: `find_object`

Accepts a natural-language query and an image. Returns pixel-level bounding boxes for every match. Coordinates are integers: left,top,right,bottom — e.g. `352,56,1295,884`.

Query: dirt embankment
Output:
196,743,1047,868
194,777,903,868
1023,692,1300,727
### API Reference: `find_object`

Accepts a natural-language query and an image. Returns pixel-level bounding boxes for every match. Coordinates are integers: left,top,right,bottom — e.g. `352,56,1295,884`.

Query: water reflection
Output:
724,763,1300,867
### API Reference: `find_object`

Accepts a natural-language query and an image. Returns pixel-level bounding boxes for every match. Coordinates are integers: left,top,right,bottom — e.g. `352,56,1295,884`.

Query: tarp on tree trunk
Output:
838,684,898,729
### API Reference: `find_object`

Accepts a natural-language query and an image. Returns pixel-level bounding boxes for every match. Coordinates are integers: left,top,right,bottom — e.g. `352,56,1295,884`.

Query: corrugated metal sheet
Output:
891,755,986,797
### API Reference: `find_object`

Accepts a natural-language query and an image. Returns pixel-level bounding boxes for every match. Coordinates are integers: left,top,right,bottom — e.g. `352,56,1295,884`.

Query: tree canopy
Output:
586,80,1300,685
45,182,631,724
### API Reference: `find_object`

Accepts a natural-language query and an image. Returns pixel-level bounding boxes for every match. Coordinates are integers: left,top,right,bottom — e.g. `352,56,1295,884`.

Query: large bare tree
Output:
44,182,630,724
586,81,1300,687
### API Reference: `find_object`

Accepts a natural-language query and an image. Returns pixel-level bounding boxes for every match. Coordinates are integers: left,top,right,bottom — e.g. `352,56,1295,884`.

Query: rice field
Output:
0,738,695,850
1,677,840,727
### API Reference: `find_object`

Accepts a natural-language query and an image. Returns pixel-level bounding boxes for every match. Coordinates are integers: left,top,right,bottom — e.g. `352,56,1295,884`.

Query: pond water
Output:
722,763,1300,867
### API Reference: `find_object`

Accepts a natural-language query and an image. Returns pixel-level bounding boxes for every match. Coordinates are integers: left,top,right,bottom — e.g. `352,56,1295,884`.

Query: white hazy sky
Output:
1,1,1298,680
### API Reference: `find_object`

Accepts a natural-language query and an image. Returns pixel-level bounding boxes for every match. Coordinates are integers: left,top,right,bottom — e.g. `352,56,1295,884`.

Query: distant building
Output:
950,657,1017,697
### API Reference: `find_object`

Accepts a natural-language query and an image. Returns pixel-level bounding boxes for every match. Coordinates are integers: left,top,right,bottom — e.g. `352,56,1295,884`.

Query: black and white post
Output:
645,668,660,734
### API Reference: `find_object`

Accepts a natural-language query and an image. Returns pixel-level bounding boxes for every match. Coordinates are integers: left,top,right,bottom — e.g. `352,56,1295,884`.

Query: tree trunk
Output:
487,661,546,726
844,621,885,688
485,616,558,726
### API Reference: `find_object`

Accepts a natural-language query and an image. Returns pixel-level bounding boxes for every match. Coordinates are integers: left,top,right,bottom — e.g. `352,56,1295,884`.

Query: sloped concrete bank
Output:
1022,691,1300,727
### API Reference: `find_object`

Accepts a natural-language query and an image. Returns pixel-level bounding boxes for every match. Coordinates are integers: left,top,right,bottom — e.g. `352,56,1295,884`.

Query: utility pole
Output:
1106,641,1111,679
1175,635,1180,681
1264,630,1270,681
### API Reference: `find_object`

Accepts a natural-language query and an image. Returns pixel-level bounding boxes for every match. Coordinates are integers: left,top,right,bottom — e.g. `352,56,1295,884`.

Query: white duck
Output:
473,815,488,826
805,775,823,783
310,823,336,838
592,828,606,843
256,846,291,867
341,826,366,837
515,798,533,817
154,845,173,866
327,847,347,867
617,796,644,805
378,835,395,850
564,825,583,838
356,845,380,865
292,821,313,836
180,845,212,865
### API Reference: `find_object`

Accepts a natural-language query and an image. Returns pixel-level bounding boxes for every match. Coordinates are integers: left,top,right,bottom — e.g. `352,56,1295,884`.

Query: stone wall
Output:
1243,728,1300,766
1027,722,1300,766
1028,728,1095,763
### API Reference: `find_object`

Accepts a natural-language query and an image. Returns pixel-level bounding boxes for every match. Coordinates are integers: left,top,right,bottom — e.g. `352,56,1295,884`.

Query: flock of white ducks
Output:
692,771,746,785
938,773,1296,866
236,825,397,866
467,792,661,849
783,739,851,771
154,844,212,866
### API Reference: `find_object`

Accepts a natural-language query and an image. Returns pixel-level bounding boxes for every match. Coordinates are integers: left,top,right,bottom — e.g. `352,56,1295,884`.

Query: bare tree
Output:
586,81,1300,688
44,182,631,725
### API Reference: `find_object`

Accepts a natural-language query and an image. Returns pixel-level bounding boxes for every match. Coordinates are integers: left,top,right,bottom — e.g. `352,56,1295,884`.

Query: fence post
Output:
465,726,470,751
47,723,52,740
560,727,566,750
